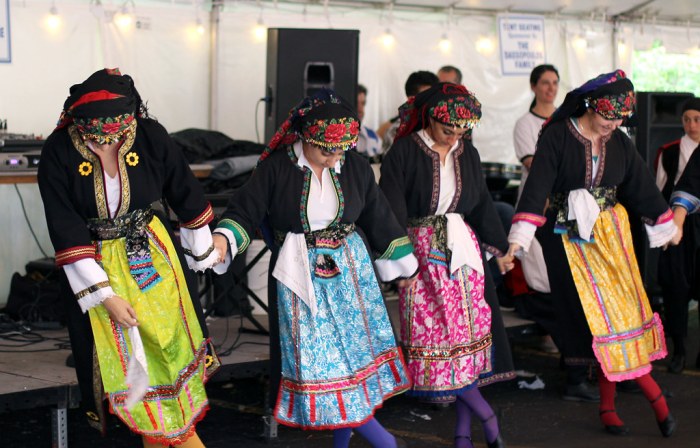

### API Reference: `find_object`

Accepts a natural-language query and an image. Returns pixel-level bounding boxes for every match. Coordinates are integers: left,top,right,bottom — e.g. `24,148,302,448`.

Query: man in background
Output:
377,70,439,152
437,65,462,84
355,84,383,161
656,97,700,374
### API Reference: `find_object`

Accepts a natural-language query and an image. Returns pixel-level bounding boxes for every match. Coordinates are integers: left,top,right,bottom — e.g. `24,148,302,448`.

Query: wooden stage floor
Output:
0,296,536,399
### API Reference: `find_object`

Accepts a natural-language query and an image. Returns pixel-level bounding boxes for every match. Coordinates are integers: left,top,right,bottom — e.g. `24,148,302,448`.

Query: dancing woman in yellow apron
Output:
508,70,679,438
38,69,221,447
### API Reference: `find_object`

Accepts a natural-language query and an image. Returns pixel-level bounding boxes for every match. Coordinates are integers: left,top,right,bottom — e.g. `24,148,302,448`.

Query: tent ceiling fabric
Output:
256,0,700,25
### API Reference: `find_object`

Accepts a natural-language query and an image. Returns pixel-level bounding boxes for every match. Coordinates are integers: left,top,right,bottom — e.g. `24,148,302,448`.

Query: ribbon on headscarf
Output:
543,69,636,133
55,68,144,143
259,89,359,164
394,82,482,142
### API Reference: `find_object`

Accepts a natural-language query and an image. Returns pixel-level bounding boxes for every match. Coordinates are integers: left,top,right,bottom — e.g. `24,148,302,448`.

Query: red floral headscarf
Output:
56,68,145,144
586,90,636,120
394,82,482,141
544,69,636,132
260,89,359,163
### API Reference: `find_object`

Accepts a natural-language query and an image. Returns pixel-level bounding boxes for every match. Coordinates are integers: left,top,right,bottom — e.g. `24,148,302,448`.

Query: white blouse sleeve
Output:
374,253,419,282
63,258,115,313
645,220,678,248
180,226,220,272
507,220,538,254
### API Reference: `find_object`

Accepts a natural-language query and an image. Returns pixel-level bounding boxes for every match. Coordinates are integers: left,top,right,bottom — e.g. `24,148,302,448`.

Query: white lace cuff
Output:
645,219,678,248
375,253,419,282
64,258,115,313
180,226,219,272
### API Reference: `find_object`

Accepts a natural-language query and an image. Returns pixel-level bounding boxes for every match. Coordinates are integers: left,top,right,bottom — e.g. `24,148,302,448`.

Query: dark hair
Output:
529,64,559,110
405,71,439,97
682,97,700,114
438,65,463,84
357,84,367,96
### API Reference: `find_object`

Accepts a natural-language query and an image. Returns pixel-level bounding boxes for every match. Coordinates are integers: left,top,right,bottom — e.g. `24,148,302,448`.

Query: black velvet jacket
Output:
516,119,669,226
38,118,212,265
217,147,410,259
379,133,509,255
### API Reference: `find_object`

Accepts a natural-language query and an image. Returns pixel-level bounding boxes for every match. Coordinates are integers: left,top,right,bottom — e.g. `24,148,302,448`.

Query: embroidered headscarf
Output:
394,82,481,141
260,89,359,163
56,68,146,144
543,69,636,132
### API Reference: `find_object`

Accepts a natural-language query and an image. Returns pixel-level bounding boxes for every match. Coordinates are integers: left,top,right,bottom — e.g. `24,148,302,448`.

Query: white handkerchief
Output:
272,232,317,316
125,326,149,410
567,189,600,241
446,213,484,275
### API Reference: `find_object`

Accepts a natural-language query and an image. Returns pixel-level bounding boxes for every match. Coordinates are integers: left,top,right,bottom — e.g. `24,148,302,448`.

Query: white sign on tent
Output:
498,15,545,76
0,0,9,63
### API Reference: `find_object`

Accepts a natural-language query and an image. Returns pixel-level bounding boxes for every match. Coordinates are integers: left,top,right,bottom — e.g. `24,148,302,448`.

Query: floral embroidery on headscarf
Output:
586,90,636,120
395,82,482,141
428,95,481,129
543,69,636,132
74,113,136,144
301,117,360,150
55,68,148,145
259,89,359,163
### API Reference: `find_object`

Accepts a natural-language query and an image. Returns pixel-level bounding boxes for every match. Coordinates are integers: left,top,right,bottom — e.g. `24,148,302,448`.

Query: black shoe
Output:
562,382,600,402
600,410,629,436
668,354,686,374
603,424,630,436
486,433,506,448
658,413,677,437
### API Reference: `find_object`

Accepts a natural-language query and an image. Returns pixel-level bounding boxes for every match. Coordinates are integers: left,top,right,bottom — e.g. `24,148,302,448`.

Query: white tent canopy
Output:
0,0,698,305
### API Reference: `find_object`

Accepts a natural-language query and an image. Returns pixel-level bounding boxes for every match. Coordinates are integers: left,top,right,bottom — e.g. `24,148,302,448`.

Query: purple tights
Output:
456,387,500,444
333,418,396,448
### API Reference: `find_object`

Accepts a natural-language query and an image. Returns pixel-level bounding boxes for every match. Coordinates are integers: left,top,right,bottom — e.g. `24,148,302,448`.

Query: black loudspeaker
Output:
634,92,694,168
629,91,694,299
264,28,359,142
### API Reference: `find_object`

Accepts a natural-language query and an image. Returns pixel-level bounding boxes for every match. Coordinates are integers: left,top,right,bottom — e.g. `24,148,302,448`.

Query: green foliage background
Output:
632,40,700,95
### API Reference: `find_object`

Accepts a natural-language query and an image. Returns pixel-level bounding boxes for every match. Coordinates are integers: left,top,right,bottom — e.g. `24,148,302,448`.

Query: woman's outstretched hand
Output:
496,253,515,275
212,233,229,264
507,242,522,259
103,295,139,328
664,207,687,250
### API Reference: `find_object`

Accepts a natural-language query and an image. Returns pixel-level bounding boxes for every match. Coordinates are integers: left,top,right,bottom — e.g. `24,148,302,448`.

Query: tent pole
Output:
208,2,222,130
612,20,620,69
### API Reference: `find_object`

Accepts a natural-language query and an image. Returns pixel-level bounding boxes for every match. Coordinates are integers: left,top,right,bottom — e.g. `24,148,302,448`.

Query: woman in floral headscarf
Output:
212,89,418,448
379,82,514,448
38,69,221,447
508,70,679,437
